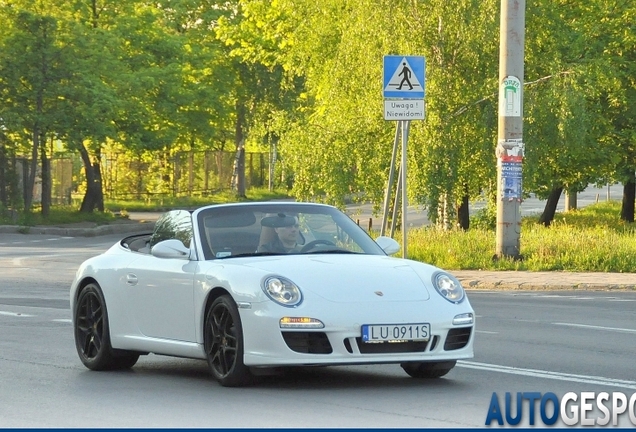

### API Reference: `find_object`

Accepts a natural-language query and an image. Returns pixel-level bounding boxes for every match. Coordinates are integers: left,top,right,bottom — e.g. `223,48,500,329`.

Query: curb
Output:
0,222,155,237
455,275,636,291
459,281,636,291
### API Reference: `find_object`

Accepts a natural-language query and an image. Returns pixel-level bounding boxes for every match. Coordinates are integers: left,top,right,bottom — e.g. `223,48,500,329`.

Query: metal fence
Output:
3,150,271,206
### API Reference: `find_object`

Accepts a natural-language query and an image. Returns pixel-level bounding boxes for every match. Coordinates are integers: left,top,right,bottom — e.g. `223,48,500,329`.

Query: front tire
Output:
74,282,139,370
401,361,456,379
204,295,252,387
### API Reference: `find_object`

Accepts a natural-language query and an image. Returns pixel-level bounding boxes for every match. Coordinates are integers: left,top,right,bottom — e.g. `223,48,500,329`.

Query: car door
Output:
125,254,197,342
124,210,197,342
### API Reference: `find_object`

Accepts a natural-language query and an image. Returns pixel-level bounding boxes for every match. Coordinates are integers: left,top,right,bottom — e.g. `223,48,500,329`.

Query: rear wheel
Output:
401,361,456,379
204,295,252,387
74,282,139,370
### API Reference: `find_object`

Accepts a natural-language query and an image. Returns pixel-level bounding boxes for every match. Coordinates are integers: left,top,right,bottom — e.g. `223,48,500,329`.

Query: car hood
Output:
237,254,433,302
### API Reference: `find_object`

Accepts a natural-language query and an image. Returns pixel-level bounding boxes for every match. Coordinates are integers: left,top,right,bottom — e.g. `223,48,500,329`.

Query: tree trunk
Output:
0,142,6,207
235,101,246,198
40,140,51,218
621,172,635,223
24,130,40,212
79,143,104,213
456,192,470,231
564,190,577,212
538,186,563,227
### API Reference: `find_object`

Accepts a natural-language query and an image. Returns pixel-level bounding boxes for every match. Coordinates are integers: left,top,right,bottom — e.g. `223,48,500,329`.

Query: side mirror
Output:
375,236,400,255
151,239,191,260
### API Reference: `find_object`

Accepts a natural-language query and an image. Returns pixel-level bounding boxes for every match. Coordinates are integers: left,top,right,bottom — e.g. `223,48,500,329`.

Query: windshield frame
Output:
192,202,386,261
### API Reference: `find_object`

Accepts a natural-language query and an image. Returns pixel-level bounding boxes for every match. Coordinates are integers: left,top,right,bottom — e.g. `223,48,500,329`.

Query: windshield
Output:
194,203,385,260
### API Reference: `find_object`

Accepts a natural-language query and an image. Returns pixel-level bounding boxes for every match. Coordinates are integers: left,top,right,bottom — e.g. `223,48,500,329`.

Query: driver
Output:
258,214,301,254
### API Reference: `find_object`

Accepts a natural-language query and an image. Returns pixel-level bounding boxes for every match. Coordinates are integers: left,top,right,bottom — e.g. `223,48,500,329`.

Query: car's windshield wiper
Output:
303,249,361,255
217,251,283,259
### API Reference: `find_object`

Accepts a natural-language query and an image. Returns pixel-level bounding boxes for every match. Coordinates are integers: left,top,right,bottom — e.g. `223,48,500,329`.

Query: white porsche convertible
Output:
71,202,475,386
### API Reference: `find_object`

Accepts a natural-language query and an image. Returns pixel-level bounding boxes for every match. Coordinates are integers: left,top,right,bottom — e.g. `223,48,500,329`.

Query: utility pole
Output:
495,0,526,259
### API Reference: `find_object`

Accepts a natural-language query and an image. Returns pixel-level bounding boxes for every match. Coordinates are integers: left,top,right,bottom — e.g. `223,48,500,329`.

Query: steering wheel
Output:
300,239,336,253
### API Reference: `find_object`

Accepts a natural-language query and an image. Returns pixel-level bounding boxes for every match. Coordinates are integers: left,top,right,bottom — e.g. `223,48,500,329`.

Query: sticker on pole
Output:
383,56,425,99
499,76,521,117
500,161,522,201
496,139,524,162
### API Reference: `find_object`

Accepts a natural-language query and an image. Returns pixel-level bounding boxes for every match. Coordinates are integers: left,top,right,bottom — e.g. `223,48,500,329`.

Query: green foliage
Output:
0,0,634,226
4,206,117,227
407,202,636,272
470,205,497,231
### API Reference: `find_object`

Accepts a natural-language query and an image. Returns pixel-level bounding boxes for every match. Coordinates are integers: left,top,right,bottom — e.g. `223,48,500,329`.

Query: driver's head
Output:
274,215,299,247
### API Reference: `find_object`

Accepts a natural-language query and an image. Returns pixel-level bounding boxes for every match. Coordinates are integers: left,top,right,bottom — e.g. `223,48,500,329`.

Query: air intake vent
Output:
282,332,332,354
444,327,472,351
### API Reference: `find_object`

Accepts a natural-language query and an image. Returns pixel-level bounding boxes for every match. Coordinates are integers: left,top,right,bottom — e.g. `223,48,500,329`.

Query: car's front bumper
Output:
240,297,475,367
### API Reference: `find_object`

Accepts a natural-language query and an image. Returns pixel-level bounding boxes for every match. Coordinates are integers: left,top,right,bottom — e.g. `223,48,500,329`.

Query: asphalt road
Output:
1,234,635,427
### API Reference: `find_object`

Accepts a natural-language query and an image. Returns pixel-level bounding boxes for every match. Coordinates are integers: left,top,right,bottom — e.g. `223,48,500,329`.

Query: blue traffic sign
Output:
383,55,425,99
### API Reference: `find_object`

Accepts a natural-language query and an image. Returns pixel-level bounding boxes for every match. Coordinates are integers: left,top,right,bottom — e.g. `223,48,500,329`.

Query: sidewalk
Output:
453,270,635,291
1,220,634,290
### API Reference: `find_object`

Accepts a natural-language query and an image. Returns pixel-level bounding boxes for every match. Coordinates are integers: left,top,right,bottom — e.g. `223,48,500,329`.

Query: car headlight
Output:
432,272,465,303
262,276,303,307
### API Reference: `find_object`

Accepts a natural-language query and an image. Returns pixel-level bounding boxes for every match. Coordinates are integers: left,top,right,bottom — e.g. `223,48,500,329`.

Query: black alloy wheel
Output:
204,295,251,387
74,282,139,370
401,361,457,379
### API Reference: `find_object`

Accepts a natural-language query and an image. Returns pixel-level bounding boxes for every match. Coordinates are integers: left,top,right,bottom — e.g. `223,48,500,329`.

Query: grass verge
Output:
406,201,636,272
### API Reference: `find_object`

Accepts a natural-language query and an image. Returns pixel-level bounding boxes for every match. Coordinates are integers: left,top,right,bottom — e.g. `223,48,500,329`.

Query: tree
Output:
0,8,68,214
214,0,305,197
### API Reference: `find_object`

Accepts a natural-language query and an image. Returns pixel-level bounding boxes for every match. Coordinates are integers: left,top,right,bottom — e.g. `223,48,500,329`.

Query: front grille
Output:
354,338,428,354
282,331,333,354
444,327,472,351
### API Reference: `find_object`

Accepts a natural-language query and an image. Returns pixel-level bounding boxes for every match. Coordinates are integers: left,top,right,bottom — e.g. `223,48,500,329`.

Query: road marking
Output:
0,236,73,246
476,330,498,334
0,311,34,317
0,313,71,322
458,360,636,390
552,322,636,334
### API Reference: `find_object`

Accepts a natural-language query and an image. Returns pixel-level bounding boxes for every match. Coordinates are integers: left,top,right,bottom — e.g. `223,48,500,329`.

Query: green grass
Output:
0,188,290,225
405,201,636,272
7,206,118,227
105,188,290,212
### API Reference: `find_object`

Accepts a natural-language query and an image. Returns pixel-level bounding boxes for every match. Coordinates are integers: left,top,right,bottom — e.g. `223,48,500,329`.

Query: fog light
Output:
279,317,325,329
453,313,474,325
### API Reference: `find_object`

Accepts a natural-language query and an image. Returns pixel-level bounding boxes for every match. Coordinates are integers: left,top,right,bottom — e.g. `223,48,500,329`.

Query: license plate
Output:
361,323,430,343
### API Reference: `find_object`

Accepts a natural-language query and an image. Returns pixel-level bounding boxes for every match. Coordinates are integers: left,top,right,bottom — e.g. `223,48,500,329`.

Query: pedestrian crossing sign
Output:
383,55,425,99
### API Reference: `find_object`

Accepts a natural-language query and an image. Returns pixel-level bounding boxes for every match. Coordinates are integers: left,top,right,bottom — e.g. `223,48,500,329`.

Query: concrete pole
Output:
495,0,525,259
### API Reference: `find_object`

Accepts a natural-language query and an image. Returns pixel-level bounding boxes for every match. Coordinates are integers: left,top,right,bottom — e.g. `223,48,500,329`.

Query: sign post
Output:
382,55,425,258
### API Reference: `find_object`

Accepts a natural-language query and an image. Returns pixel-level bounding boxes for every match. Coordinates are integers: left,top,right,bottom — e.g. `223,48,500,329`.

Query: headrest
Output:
261,213,298,228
